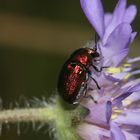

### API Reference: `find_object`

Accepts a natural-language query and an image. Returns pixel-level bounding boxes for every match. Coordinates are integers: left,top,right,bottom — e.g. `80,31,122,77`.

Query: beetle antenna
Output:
94,33,99,51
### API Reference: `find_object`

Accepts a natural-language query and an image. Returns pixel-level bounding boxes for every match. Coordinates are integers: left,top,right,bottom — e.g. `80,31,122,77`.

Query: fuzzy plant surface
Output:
0,0,140,140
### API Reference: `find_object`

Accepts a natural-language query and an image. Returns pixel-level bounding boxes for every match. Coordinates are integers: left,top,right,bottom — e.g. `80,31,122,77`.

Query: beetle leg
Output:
87,70,101,89
75,82,87,103
84,86,97,103
84,94,98,103
90,76,101,89
83,84,98,103
92,64,109,72
91,64,102,72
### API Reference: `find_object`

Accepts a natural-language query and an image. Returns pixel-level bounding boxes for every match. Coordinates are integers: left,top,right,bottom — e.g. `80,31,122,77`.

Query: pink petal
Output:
80,0,105,39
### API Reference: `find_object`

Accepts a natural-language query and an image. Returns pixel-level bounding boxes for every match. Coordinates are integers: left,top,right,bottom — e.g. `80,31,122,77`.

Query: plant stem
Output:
0,96,82,140
0,107,55,123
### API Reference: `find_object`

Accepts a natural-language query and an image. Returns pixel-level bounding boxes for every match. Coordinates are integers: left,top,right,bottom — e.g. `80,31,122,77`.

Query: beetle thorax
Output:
75,54,91,67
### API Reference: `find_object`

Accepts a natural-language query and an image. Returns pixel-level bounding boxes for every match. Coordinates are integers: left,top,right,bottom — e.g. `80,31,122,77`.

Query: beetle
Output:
57,47,101,104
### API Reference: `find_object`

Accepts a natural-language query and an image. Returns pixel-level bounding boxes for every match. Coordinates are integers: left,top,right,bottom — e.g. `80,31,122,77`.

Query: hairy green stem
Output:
0,96,82,140
0,107,56,123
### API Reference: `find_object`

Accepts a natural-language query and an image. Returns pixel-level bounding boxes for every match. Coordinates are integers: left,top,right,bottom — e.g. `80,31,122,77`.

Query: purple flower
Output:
80,0,137,67
77,0,140,140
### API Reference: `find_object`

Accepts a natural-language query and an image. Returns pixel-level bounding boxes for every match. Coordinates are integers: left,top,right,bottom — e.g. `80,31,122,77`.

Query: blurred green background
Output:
0,0,139,140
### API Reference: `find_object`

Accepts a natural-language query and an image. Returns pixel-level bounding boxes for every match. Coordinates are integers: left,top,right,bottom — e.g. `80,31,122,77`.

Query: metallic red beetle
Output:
57,47,101,104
